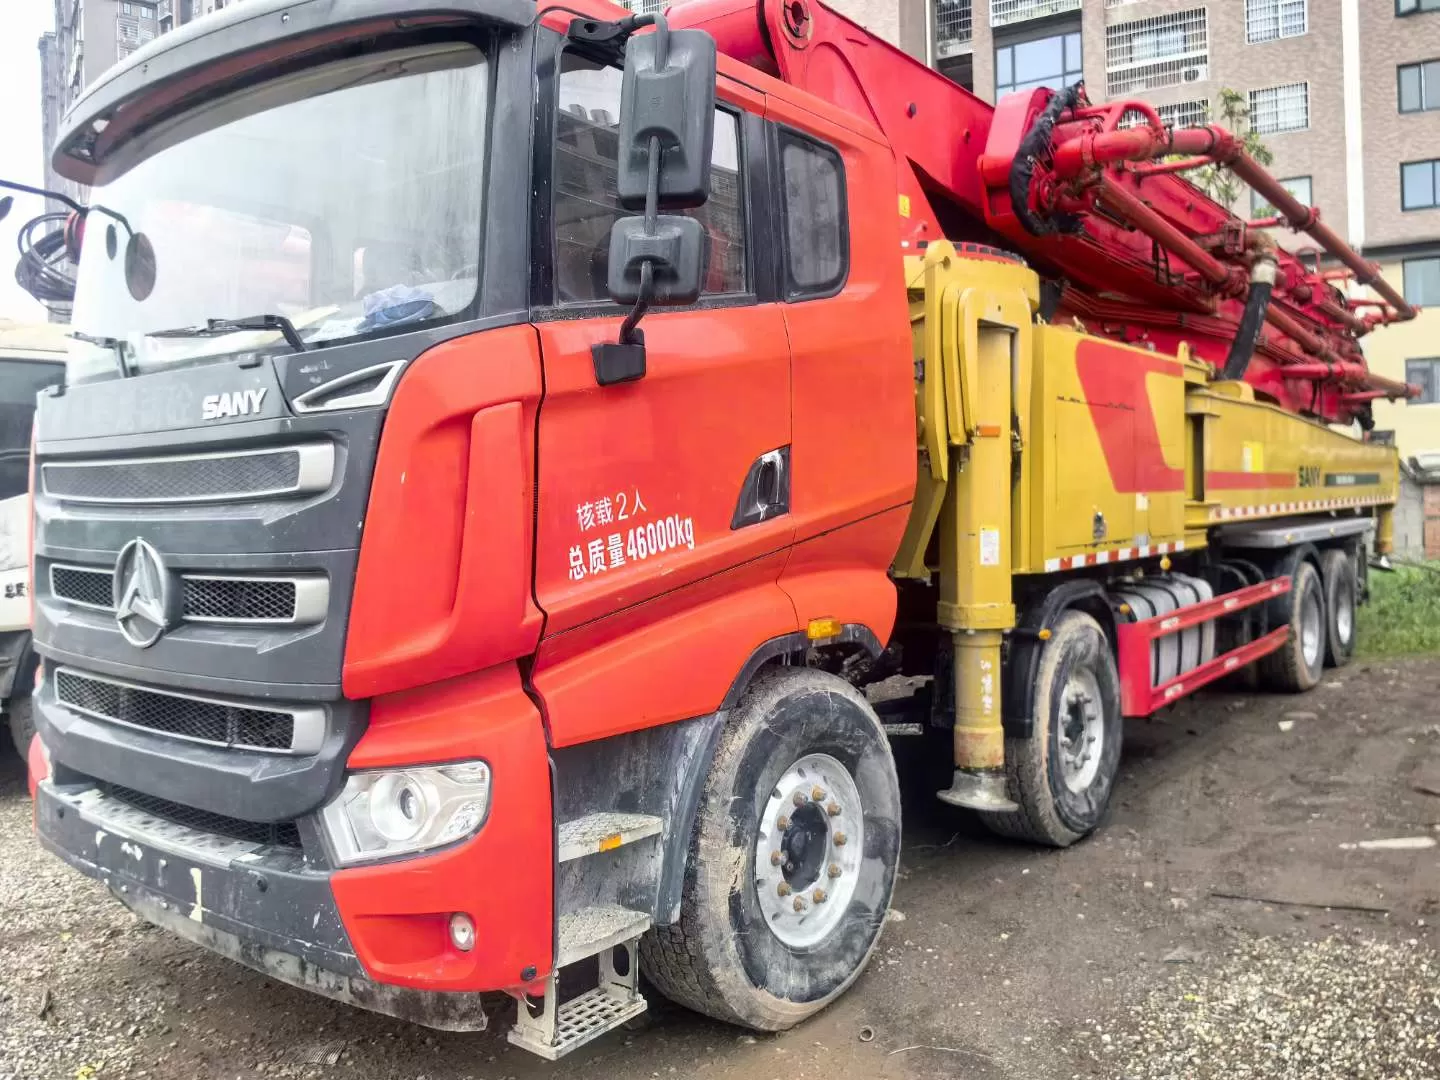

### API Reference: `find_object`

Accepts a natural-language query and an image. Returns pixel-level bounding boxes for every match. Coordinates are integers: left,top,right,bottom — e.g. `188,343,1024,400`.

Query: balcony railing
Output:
990,0,1082,28
936,0,973,57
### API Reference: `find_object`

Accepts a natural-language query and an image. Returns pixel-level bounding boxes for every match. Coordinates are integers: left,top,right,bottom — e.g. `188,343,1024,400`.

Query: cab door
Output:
530,53,795,740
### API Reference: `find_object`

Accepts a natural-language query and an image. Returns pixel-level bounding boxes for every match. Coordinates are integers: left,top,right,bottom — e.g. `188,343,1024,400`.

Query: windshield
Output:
69,42,489,382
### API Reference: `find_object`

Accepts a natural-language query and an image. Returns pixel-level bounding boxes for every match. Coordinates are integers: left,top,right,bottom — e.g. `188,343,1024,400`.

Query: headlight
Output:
319,760,491,866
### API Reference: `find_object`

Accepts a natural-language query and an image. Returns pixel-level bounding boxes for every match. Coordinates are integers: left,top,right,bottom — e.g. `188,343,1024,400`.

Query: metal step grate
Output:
101,783,302,849
509,986,647,1061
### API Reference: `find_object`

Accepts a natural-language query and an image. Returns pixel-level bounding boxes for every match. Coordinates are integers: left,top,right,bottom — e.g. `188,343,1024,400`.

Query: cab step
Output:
557,903,651,967
556,812,662,863
508,910,650,1060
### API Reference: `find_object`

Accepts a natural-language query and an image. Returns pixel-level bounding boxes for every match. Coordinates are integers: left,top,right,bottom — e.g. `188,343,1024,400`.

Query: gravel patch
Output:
1108,934,1440,1079
0,770,157,1080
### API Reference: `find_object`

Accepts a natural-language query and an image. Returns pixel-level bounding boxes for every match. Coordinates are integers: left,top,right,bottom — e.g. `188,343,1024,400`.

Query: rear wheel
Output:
1258,560,1325,692
983,611,1123,848
639,669,901,1030
1320,549,1357,668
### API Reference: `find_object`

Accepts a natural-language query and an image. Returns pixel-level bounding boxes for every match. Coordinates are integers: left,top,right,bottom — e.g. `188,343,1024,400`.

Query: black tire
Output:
1320,549,1357,668
7,695,35,759
982,610,1123,848
1258,560,1325,692
639,668,901,1030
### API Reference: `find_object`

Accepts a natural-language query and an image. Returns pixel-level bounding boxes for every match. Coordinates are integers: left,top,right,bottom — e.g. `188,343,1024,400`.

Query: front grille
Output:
101,783,302,849
50,565,315,624
56,669,298,752
184,577,297,621
41,443,333,504
51,565,112,609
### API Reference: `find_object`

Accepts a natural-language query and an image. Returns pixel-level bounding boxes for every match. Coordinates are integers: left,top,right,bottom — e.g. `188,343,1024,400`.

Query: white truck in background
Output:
0,320,66,756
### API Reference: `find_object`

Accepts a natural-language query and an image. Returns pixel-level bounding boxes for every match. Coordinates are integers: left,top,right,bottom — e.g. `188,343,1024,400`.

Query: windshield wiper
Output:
69,331,134,379
147,314,308,353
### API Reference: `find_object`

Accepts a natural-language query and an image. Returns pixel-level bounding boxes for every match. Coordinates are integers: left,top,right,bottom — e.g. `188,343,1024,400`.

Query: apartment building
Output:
827,0,1440,459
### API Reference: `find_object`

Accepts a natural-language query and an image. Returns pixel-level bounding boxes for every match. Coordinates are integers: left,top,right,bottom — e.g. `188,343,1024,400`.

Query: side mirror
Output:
589,16,717,387
616,25,716,210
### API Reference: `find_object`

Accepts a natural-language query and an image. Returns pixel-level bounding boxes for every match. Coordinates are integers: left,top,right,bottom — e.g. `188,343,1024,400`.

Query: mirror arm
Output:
618,262,654,346
0,178,86,216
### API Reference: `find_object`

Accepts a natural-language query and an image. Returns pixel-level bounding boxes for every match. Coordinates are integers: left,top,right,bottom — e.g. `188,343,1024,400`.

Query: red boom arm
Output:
669,0,1418,425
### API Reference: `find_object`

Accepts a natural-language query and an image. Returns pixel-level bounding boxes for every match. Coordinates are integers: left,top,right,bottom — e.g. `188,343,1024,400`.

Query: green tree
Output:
1191,88,1274,211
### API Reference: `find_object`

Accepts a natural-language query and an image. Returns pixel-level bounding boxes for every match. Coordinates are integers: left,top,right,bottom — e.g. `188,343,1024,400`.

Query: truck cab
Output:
29,0,912,1054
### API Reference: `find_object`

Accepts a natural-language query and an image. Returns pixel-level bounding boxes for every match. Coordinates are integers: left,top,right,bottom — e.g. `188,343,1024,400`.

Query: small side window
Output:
552,53,748,305
779,133,848,300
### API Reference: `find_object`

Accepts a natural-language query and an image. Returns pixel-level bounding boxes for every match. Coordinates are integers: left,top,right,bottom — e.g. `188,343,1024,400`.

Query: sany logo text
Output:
201,388,267,421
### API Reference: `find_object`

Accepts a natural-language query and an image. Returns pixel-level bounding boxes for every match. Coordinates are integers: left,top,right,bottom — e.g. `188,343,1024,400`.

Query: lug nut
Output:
793,792,808,807
776,815,790,831
812,889,827,903
826,801,841,817
834,832,847,847
828,863,842,879
793,897,807,913
811,786,827,802
777,882,792,897
770,850,783,866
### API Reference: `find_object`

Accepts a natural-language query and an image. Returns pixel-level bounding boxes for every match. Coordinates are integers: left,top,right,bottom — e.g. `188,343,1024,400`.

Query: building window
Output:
621,0,664,13
139,4,153,17
1251,176,1310,217
1404,257,1440,306
1407,359,1440,404
1398,0,1440,13
1120,98,1210,129
990,0,1081,27
1400,60,1440,113
936,0,973,58
1246,0,1306,43
996,31,1082,98
1106,9,1209,96
780,134,848,299
1403,159,1440,210
552,54,747,304
1248,82,1309,134
120,1,132,11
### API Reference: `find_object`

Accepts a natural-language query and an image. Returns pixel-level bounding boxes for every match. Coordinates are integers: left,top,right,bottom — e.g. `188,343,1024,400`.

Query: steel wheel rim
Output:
1336,586,1354,644
1301,588,1323,667
754,753,863,949
1057,667,1103,794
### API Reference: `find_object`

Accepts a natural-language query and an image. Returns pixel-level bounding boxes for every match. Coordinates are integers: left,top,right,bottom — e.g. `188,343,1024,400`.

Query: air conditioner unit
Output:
1183,66,1203,82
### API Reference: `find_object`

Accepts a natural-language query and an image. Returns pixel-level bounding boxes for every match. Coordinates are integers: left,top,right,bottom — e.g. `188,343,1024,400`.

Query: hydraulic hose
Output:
1009,82,1086,237
1221,247,1279,381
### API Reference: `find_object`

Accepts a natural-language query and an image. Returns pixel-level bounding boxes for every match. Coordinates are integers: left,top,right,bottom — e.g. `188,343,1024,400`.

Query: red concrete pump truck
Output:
22,0,1414,1060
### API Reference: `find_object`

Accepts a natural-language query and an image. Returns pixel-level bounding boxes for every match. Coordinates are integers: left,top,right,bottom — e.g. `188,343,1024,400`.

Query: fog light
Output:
449,913,476,952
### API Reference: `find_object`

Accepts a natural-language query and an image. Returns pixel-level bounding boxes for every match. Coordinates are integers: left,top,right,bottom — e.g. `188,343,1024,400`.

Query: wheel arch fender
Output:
1004,580,1117,740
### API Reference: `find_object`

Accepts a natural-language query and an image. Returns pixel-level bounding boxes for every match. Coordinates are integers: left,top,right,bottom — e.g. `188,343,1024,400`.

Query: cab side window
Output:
779,133,847,299
553,53,748,304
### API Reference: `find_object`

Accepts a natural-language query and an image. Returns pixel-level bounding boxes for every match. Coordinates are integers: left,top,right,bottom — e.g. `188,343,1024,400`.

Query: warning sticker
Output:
979,528,1001,567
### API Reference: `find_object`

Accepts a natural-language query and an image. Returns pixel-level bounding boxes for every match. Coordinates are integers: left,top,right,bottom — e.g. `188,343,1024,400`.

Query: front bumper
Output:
34,779,489,1031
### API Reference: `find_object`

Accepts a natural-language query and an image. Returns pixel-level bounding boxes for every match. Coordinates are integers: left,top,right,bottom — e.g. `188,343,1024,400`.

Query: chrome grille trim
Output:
40,442,335,505
53,667,326,756
49,564,328,626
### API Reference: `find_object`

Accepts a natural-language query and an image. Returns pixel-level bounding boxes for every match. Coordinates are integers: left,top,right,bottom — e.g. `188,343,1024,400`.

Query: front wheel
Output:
639,668,900,1031
983,610,1123,848
6,695,34,760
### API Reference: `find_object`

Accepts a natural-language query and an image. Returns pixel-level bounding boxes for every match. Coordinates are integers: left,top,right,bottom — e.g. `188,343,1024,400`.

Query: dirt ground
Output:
4,658,1440,1080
